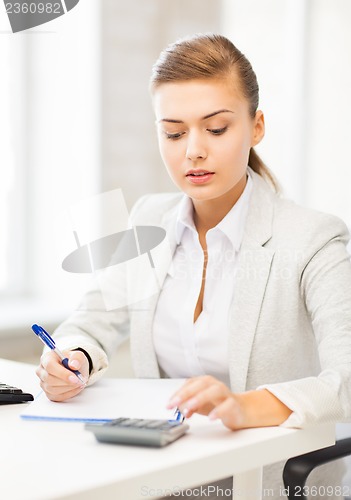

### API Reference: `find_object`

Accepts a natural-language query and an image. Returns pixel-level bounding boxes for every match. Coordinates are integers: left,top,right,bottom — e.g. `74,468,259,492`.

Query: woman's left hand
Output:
167,375,246,430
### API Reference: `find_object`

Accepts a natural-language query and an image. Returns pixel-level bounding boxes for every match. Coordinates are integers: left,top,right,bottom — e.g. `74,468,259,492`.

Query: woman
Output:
36,34,351,498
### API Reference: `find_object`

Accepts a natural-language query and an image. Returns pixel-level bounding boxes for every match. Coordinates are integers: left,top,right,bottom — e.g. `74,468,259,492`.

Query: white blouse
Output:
153,172,253,387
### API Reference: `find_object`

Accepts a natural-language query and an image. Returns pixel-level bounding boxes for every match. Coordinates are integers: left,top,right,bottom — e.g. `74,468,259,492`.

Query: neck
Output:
192,173,247,234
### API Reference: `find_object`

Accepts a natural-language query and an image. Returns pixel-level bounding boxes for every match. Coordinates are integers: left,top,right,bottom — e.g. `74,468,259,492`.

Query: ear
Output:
251,110,265,147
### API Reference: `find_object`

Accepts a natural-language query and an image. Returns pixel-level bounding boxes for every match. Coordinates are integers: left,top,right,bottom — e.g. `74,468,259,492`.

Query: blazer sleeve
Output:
258,217,351,428
51,195,150,385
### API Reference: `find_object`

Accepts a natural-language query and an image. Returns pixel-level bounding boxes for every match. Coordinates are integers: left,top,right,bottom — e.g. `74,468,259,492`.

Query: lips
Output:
186,169,214,177
185,169,215,185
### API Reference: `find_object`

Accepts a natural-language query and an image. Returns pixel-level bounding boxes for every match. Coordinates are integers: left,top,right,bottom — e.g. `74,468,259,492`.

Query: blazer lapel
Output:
228,170,276,392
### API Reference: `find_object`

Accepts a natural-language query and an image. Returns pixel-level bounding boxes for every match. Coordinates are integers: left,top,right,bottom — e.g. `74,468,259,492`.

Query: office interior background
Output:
1,0,351,487
0,1,350,384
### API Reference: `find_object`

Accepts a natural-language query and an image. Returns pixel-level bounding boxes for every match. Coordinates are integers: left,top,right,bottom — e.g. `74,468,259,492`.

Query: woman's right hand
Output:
36,350,89,402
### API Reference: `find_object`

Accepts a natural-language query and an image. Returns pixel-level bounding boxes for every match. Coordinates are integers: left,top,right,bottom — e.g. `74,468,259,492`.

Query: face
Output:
153,78,265,206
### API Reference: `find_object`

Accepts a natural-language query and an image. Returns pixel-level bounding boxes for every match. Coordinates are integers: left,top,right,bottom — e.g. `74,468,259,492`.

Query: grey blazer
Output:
55,168,351,429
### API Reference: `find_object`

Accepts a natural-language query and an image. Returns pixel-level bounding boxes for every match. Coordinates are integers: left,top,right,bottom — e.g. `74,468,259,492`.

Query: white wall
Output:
100,0,223,209
222,0,351,226
306,0,351,223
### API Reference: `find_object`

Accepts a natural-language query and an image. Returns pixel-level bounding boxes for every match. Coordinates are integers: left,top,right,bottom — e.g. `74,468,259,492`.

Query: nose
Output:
186,131,207,161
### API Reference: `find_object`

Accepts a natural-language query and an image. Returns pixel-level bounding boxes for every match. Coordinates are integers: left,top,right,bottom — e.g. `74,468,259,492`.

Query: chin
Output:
185,188,222,202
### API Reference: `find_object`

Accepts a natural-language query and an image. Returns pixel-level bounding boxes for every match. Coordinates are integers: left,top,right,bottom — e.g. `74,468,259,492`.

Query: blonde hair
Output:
150,33,278,191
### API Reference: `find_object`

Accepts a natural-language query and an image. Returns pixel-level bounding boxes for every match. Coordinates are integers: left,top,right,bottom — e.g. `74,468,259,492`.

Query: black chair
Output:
283,437,351,500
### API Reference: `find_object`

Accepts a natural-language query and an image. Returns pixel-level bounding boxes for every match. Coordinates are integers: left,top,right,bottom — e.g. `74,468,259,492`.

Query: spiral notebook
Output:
20,378,185,423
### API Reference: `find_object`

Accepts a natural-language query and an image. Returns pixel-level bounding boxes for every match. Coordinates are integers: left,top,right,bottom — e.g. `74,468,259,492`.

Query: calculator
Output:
85,417,189,447
0,383,34,404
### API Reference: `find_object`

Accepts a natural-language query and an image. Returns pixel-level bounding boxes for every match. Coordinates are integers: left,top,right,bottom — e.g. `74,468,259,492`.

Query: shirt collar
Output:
175,170,253,251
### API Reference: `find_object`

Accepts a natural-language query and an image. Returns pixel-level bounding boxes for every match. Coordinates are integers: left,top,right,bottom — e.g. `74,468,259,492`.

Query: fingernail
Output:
69,375,80,384
186,398,197,409
70,360,80,369
182,408,189,416
208,410,218,421
167,396,181,408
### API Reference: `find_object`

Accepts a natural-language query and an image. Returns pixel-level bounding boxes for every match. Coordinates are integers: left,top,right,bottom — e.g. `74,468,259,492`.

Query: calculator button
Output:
144,420,168,429
159,422,180,430
0,387,22,394
131,420,149,428
118,419,142,427
110,418,129,425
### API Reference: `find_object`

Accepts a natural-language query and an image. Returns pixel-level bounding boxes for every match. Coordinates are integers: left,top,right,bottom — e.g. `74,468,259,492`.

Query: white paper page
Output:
20,378,186,422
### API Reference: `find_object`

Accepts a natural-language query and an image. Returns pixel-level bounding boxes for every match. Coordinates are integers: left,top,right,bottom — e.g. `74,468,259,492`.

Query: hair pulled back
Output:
150,33,278,191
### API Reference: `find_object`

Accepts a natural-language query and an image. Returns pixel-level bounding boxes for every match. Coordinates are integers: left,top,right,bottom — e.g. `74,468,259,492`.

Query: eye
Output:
164,131,185,140
207,127,228,135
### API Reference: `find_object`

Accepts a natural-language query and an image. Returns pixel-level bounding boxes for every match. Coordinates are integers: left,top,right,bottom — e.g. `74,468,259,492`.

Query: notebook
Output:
20,378,185,423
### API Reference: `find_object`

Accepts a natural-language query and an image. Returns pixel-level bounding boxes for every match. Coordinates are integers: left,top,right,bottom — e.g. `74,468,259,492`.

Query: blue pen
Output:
31,324,85,384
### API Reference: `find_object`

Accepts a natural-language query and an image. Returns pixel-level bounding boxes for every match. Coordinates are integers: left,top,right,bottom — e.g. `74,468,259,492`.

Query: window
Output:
0,1,101,329
0,36,26,294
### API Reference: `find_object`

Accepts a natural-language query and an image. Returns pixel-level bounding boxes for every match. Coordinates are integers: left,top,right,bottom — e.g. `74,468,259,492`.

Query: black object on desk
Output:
0,383,34,404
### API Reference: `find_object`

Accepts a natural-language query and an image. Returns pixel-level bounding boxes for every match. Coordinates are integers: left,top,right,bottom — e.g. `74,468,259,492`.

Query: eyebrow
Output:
158,109,234,123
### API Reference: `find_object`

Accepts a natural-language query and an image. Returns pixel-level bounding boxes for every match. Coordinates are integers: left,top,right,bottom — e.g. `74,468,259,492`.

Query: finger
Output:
43,383,86,402
36,360,70,388
36,366,62,387
179,384,230,418
208,397,245,430
40,351,86,385
36,360,84,389
65,351,90,380
40,352,72,381
36,366,83,388
167,376,218,409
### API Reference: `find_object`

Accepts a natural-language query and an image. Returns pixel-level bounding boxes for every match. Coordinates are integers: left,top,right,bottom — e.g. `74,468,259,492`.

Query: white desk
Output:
0,359,335,500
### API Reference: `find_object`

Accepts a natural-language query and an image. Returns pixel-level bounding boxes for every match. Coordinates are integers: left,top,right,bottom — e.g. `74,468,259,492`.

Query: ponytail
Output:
248,148,279,192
